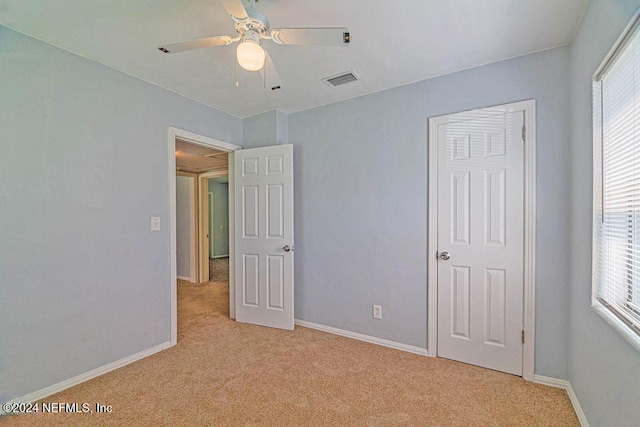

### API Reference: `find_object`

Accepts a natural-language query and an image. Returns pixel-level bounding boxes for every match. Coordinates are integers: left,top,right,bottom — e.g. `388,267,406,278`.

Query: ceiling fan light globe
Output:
237,40,265,71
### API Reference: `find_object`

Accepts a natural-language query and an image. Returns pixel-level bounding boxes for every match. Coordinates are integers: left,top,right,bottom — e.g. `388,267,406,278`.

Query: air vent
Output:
322,71,359,88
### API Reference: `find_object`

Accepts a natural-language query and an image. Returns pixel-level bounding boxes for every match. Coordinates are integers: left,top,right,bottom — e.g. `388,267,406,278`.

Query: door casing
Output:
176,171,198,283
209,192,215,256
169,127,241,346
427,99,536,381
198,169,228,284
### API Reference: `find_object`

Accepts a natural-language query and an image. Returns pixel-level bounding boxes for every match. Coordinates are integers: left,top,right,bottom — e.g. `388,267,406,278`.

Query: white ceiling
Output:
0,0,587,118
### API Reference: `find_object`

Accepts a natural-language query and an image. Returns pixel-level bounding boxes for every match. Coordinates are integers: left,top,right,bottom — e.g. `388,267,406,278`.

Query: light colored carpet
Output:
209,257,229,283
2,280,578,426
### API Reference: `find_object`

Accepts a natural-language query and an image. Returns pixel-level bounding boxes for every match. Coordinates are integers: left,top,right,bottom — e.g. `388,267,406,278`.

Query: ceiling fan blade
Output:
219,0,248,20
270,27,350,47
158,36,234,54
260,52,282,91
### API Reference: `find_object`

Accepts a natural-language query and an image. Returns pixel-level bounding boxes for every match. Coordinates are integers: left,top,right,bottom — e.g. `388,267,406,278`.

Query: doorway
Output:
169,127,241,345
427,100,536,380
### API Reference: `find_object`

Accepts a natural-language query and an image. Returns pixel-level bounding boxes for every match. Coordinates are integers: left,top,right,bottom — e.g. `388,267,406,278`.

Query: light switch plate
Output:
373,305,382,319
151,216,161,231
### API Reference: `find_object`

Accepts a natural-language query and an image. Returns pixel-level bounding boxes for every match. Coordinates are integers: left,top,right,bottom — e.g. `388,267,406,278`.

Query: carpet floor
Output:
2,280,578,426
209,257,229,283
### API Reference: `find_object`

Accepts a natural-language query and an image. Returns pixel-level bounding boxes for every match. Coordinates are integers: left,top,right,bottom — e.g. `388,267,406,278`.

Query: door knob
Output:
283,245,294,252
439,251,450,261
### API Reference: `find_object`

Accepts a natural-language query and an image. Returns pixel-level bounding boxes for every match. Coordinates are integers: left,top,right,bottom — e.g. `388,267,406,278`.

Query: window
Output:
593,14,640,344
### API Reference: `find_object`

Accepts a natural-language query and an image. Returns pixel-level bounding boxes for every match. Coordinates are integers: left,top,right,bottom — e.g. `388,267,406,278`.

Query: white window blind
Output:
594,18,640,337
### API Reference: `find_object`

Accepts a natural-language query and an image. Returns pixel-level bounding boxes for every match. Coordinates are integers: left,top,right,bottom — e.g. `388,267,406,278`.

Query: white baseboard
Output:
533,375,589,427
1,341,172,413
294,319,430,357
533,374,569,389
177,275,191,282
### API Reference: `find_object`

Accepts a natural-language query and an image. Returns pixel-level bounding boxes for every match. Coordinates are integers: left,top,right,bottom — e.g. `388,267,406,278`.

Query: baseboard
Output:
566,382,590,427
533,374,570,389
1,341,172,413
211,255,229,259
177,275,191,281
533,375,589,427
294,319,430,357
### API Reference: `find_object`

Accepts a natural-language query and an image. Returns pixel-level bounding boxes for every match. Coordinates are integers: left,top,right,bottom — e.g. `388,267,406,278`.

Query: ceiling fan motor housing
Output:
243,29,261,44
234,7,270,37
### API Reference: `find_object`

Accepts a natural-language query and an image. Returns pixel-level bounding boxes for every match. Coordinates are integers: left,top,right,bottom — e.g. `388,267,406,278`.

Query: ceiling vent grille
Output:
322,71,359,88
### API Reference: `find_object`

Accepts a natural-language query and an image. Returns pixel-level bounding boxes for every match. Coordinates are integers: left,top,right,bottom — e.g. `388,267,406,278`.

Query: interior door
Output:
436,109,524,375
234,144,294,330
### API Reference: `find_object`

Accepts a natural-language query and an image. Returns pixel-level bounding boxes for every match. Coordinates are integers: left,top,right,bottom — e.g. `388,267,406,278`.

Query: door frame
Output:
209,191,215,256
198,170,229,283
169,127,241,346
427,99,536,381
176,171,198,283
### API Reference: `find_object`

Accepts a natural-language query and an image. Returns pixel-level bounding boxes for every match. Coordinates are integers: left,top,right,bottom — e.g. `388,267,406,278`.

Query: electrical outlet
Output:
373,305,382,320
151,216,161,231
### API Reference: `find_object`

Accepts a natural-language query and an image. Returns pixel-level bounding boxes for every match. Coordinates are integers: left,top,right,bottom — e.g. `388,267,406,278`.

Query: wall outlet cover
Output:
151,216,161,231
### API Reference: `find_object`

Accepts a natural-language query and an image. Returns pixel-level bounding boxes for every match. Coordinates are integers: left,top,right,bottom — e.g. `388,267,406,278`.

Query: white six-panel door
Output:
436,110,524,375
234,144,294,330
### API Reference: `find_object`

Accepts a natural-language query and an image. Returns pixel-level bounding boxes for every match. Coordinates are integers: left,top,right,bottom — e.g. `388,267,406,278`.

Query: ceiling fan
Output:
157,0,350,90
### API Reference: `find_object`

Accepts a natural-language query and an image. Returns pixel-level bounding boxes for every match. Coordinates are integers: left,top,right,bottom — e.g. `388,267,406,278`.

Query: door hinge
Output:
522,125,526,142
521,330,525,344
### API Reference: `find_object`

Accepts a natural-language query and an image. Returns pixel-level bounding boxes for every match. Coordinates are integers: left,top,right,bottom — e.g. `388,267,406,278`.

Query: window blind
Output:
595,20,640,336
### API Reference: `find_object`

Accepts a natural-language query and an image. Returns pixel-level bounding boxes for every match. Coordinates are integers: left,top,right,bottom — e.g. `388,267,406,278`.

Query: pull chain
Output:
235,56,239,87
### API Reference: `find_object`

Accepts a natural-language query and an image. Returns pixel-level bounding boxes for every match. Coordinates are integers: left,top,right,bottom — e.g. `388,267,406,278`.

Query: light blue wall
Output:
568,1,640,425
0,26,242,402
243,110,278,149
208,180,229,257
176,176,194,279
275,110,289,145
242,109,288,148
288,46,572,379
